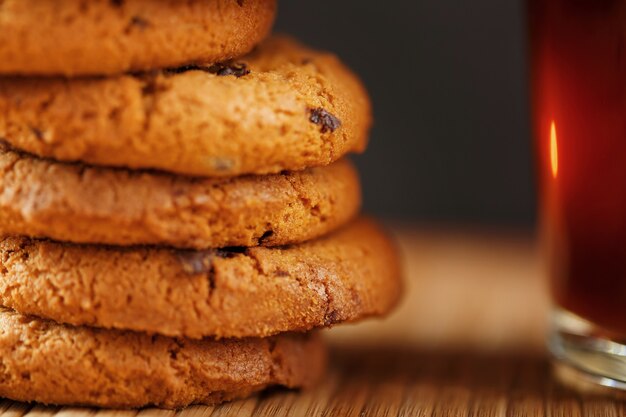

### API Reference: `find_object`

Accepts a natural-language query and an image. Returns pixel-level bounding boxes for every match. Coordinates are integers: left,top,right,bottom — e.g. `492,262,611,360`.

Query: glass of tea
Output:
530,0,626,387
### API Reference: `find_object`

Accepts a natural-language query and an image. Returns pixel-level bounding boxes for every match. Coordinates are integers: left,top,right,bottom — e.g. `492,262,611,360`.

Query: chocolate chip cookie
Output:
0,308,325,408
0,36,371,176
0,0,276,76
0,218,402,338
0,144,360,248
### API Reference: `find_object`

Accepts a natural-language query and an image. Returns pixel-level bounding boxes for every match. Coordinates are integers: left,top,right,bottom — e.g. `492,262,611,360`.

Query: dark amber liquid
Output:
530,0,626,335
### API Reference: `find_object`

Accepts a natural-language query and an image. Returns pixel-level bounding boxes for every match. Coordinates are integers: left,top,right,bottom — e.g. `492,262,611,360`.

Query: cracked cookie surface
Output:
0,36,371,177
0,218,402,339
0,308,325,408
0,145,360,248
0,0,276,76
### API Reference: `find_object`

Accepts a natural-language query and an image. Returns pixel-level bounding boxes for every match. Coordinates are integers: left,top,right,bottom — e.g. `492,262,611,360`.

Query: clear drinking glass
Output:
530,0,626,387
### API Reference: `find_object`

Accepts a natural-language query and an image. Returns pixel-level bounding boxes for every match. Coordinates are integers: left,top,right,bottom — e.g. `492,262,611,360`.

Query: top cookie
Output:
0,36,372,177
0,0,276,76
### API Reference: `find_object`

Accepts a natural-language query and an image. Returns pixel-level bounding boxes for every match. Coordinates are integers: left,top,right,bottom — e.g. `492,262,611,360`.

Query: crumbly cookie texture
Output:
0,145,360,249
0,0,276,76
0,308,325,408
0,218,402,339
0,36,372,177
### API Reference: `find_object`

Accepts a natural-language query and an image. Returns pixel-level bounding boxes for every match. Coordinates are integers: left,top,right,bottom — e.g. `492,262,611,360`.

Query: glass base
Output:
550,308,626,390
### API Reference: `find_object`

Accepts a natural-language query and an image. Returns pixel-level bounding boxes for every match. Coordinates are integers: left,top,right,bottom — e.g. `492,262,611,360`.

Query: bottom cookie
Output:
0,308,325,409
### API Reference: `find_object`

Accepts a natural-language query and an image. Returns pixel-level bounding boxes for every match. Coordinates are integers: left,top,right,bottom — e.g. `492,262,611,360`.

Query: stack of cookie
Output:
0,0,402,409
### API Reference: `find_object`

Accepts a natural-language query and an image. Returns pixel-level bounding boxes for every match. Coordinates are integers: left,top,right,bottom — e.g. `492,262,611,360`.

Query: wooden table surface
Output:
2,226,625,416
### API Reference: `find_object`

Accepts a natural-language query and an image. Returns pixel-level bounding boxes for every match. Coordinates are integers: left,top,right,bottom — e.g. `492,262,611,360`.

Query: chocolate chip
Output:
309,108,341,133
110,0,124,6
274,269,290,277
257,230,274,245
236,0,245,5
324,309,341,326
206,62,250,77
165,62,250,78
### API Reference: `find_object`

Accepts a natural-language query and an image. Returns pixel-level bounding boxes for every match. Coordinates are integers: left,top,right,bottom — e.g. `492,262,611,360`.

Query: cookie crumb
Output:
309,108,341,133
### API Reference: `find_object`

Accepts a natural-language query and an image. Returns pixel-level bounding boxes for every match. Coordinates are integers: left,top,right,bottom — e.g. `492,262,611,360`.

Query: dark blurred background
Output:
276,0,535,229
